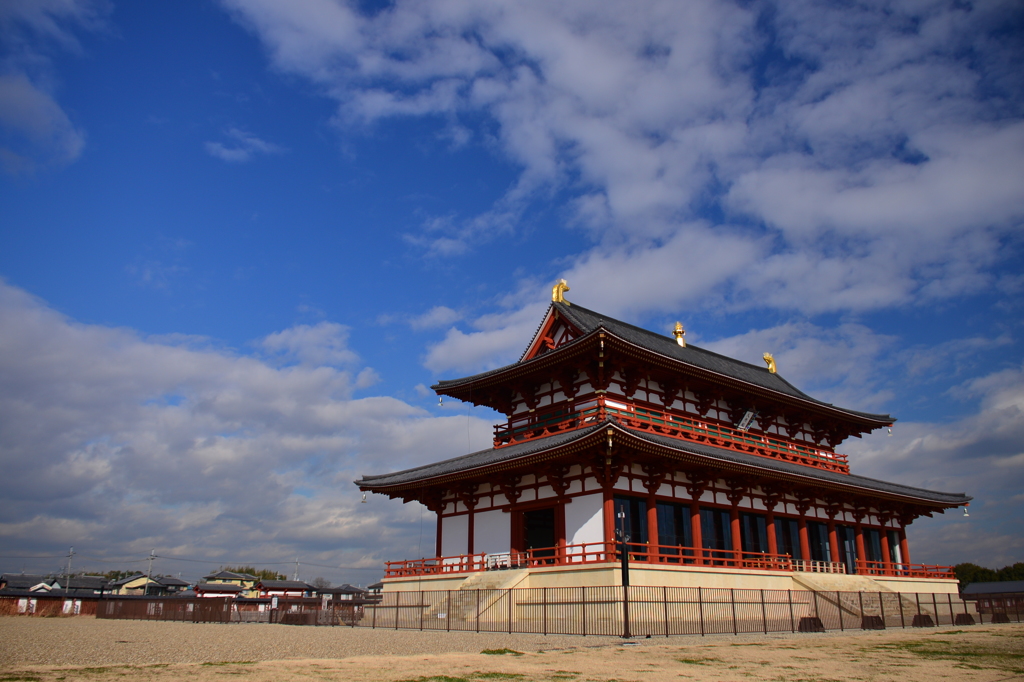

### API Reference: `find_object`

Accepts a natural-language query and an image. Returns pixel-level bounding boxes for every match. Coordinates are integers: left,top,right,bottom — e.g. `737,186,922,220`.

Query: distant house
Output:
194,582,248,598
961,581,1024,616
366,582,383,598
314,584,367,601
54,576,111,596
111,574,150,595
201,571,259,597
254,580,311,598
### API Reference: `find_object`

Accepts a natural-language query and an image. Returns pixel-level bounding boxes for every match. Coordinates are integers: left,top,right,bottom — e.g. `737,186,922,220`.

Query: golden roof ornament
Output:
763,352,777,374
672,321,686,347
552,279,571,305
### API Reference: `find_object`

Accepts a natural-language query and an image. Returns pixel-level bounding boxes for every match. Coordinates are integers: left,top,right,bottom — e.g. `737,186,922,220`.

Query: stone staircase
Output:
423,569,530,624
792,573,920,623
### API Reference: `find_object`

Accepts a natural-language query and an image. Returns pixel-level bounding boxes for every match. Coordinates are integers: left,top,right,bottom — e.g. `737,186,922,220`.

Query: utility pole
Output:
144,549,156,596
293,559,300,581
64,547,75,591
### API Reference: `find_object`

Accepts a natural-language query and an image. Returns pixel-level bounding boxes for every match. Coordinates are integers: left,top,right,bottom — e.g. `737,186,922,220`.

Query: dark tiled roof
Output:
434,302,892,424
0,574,51,589
257,580,311,590
357,419,969,507
356,422,607,488
155,576,189,587
111,573,147,586
962,581,1024,595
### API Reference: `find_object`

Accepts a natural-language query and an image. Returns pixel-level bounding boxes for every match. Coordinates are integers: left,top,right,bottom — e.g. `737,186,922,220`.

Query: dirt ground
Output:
1,617,1021,682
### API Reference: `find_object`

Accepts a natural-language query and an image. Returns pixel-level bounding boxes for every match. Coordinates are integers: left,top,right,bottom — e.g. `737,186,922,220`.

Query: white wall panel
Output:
474,510,510,556
566,493,604,547
441,514,468,557
537,485,556,500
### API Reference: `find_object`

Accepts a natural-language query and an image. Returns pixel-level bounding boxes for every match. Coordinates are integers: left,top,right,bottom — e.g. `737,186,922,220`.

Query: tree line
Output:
954,562,1024,590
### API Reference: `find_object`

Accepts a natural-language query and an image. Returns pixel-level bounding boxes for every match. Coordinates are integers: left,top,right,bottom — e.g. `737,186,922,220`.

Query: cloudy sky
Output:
1,0,1022,585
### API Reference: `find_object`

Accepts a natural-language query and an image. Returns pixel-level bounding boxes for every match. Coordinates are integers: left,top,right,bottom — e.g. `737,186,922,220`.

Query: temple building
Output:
357,283,969,593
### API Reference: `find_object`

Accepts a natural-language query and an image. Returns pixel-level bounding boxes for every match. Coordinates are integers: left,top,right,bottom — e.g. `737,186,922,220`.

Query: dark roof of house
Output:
0,574,51,589
195,582,246,592
962,581,1024,595
434,302,893,424
257,580,311,590
111,573,147,586
154,576,190,587
63,576,110,590
356,418,969,507
317,584,367,595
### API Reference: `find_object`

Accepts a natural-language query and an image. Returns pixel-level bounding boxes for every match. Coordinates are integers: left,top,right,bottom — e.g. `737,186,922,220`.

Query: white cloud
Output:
220,0,1023,323
0,280,492,580
410,305,462,330
205,127,285,163
846,363,1024,566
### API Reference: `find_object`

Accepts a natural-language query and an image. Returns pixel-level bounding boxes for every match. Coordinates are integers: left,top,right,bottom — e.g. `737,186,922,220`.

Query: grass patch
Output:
861,638,1024,674
394,677,472,682
676,657,719,665
0,676,43,682
474,674,524,679
200,662,255,667
480,649,523,656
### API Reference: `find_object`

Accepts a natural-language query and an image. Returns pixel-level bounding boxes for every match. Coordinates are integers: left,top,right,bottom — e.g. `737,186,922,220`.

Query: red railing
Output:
385,542,955,580
493,397,849,473
855,560,956,580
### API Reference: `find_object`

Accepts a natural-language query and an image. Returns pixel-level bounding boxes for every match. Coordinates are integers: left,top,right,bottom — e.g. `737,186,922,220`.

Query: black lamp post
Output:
616,510,631,638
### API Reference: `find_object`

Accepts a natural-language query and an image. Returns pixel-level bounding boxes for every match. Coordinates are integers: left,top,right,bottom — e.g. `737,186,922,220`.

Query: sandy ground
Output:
0,617,1021,682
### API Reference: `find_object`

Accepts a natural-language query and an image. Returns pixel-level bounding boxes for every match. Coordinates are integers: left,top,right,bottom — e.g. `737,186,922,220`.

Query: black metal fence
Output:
95,587,1022,637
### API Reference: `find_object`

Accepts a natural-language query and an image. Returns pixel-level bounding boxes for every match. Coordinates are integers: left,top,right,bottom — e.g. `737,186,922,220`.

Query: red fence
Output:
385,542,955,579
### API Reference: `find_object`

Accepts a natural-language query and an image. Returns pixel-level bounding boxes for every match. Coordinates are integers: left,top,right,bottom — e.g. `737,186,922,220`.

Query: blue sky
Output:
1,0,1022,586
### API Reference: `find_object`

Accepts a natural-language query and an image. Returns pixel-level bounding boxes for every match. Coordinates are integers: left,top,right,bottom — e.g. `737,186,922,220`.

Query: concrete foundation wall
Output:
382,564,960,594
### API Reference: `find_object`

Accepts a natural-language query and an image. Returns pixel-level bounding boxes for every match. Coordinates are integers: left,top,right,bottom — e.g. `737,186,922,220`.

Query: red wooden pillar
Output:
797,517,810,562
827,520,840,563
766,510,778,556
899,527,911,566
646,494,659,561
603,485,615,552
879,527,893,576
435,512,443,558
854,524,866,574
730,506,742,553
690,499,703,564
467,507,475,556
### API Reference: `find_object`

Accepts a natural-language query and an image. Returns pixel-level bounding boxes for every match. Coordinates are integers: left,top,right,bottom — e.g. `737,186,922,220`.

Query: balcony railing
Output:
384,542,954,580
493,397,849,473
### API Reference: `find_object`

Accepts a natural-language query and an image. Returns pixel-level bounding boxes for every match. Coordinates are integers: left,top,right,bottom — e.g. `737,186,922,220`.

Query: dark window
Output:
807,521,831,562
774,518,800,558
656,501,694,561
836,525,857,573
522,507,556,557
740,513,768,554
864,529,883,563
613,496,648,555
656,501,692,547
700,508,733,551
